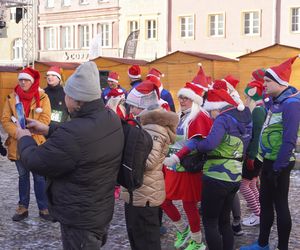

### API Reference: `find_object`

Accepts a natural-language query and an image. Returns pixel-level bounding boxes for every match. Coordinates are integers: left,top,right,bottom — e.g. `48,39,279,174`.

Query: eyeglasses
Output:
178,96,191,102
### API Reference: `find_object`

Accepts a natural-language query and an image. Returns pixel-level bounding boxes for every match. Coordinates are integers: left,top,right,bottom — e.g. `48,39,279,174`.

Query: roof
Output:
35,61,80,69
151,50,237,62
93,56,148,65
238,43,300,58
0,66,21,72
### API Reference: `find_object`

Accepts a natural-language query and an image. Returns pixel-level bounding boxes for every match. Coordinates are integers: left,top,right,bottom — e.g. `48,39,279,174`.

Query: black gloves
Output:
0,142,7,157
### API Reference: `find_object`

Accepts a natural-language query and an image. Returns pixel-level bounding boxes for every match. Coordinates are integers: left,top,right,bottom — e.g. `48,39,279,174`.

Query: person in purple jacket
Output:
241,56,300,250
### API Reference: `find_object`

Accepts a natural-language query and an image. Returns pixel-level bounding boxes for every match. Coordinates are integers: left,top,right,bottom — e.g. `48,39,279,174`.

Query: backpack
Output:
117,118,153,193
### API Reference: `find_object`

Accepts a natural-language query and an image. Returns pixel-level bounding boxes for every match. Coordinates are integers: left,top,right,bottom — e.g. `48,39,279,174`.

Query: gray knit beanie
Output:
64,61,101,102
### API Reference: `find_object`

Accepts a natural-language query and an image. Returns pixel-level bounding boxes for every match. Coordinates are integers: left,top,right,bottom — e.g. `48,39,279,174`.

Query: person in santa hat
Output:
1,67,52,222
161,78,212,250
241,56,300,250
105,88,126,119
101,71,127,104
239,80,267,229
164,88,252,250
146,68,176,112
128,64,143,92
122,80,178,250
44,66,69,125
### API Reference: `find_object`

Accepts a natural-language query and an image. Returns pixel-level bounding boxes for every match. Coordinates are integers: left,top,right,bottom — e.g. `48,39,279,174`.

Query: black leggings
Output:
201,176,240,250
258,159,294,250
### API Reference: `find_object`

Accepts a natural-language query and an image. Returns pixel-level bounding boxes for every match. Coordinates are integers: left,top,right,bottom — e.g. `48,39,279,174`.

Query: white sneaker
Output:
242,213,260,226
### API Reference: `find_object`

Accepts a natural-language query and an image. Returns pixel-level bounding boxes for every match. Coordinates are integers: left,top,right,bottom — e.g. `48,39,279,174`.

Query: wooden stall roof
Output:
35,61,80,69
151,50,237,63
237,43,300,58
0,66,21,72
93,56,148,65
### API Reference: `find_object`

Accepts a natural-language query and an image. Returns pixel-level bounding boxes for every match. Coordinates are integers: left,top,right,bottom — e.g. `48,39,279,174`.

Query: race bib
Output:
51,110,63,122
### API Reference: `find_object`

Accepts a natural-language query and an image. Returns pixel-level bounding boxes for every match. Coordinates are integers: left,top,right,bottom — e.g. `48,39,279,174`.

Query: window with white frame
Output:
79,0,89,4
129,20,139,39
62,0,71,7
243,11,260,35
10,8,16,20
12,38,22,60
61,26,72,49
46,0,54,8
45,27,56,49
291,7,300,32
98,23,111,47
79,25,89,48
146,20,157,39
180,16,194,38
209,13,224,37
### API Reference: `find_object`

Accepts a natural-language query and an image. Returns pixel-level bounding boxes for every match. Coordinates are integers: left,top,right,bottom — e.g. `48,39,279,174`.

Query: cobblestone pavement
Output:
0,132,299,249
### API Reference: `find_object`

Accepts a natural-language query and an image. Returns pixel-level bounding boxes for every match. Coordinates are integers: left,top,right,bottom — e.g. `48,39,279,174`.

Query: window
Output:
146,20,157,39
10,8,16,20
12,38,22,60
79,25,89,48
62,0,71,7
243,11,260,35
291,7,300,32
209,14,224,37
46,0,54,8
98,23,110,47
61,26,72,49
128,20,139,39
79,0,89,4
45,27,56,49
180,16,194,38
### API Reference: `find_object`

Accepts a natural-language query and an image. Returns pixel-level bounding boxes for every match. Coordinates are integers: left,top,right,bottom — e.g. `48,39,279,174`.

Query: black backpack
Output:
117,118,153,193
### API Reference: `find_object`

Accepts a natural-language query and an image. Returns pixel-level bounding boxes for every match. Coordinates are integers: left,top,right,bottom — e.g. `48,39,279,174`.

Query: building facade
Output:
38,0,119,62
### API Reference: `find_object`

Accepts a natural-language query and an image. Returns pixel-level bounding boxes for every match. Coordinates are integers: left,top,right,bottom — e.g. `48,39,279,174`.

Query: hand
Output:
0,144,7,156
163,154,180,168
14,118,31,140
246,158,255,171
26,118,49,136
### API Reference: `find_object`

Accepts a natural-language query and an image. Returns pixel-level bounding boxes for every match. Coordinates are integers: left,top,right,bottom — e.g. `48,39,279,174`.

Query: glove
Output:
246,158,255,171
0,143,7,157
163,154,180,169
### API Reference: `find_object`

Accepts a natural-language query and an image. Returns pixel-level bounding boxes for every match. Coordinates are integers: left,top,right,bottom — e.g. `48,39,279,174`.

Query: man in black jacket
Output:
16,61,124,249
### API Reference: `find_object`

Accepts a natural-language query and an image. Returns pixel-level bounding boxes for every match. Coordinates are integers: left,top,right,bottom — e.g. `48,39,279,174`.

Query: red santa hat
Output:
223,75,239,90
106,88,126,99
147,75,163,93
17,67,43,113
204,89,245,111
264,55,299,86
126,80,159,109
47,66,62,80
108,71,119,83
146,68,164,79
128,65,141,79
191,64,209,91
251,68,265,83
177,82,205,105
212,79,228,91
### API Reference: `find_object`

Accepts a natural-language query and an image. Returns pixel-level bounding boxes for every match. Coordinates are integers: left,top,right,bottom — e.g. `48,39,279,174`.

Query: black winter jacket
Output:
18,99,124,231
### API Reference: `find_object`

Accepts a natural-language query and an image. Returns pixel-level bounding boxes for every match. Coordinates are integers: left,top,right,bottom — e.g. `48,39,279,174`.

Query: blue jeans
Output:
16,160,48,210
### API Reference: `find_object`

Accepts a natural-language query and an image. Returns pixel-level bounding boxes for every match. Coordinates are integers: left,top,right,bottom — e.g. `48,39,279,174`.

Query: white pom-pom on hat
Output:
35,107,43,113
198,62,202,67
264,97,270,103
237,103,245,111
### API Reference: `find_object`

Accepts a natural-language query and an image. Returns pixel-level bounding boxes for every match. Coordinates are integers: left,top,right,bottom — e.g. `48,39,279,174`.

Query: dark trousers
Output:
60,224,105,250
258,159,294,250
201,176,240,250
125,202,161,250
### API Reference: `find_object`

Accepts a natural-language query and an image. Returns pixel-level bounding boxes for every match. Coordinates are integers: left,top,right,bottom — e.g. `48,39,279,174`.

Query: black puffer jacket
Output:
18,99,124,230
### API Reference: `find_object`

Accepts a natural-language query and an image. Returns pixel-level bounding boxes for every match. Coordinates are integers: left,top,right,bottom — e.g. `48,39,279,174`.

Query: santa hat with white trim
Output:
212,79,228,91
191,64,209,91
223,75,239,91
264,55,299,86
47,66,62,80
177,82,205,105
128,65,141,79
106,87,126,100
108,71,119,83
17,67,43,113
147,75,164,93
146,68,164,80
204,88,245,111
126,79,159,109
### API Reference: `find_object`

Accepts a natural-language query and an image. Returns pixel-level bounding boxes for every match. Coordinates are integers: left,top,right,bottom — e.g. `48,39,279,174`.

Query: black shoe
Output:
232,223,244,236
39,209,54,222
12,211,28,221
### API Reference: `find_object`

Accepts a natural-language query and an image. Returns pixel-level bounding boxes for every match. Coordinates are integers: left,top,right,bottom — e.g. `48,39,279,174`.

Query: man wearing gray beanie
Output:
15,61,124,249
